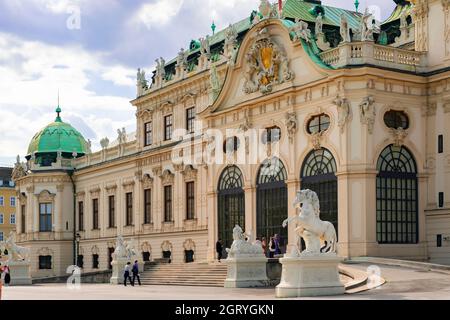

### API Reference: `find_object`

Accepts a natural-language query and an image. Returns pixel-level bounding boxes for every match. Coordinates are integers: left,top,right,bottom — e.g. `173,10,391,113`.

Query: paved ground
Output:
2,262,450,300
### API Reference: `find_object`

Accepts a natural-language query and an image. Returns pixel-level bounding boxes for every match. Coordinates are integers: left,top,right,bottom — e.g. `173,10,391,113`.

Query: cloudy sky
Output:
0,0,396,166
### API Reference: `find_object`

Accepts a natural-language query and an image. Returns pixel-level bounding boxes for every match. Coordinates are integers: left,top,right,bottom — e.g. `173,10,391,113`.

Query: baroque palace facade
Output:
9,0,450,278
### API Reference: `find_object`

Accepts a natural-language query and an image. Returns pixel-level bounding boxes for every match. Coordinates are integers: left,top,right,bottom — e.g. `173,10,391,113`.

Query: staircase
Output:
141,262,228,287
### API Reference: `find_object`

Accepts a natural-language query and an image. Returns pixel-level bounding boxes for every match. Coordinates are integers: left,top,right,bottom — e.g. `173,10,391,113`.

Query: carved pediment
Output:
142,174,154,189
161,240,172,252
182,165,198,181
161,101,174,115
161,169,174,185
38,190,55,202
136,107,154,121
243,34,294,95
105,183,117,194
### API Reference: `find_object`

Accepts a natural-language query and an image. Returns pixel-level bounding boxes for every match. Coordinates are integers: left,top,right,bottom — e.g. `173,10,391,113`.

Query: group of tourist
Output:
123,260,141,287
215,234,283,261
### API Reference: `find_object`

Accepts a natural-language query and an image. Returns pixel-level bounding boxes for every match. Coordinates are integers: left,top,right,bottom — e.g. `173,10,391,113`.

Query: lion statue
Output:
226,225,264,258
283,189,337,256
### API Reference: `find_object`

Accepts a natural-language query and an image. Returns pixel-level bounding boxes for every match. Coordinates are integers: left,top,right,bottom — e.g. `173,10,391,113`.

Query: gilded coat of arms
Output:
243,35,294,94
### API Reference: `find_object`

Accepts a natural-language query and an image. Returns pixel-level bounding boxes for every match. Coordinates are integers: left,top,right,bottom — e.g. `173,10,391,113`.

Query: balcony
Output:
319,41,427,73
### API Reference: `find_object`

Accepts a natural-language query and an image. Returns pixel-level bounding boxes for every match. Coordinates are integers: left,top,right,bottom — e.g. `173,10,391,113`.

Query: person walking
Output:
268,237,276,258
216,239,223,262
3,265,10,286
0,264,4,300
274,234,282,255
123,262,133,287
132,260,141,286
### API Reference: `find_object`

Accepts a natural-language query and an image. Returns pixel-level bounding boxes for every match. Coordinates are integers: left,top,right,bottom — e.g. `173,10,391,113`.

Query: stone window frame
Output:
182,165,198,221
38,190,55,233
105,183,117,229
37,247,54,270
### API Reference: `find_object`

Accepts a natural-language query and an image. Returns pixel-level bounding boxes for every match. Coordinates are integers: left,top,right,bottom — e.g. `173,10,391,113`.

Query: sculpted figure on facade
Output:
282,190,337,257
286,111,298,143
117,127,127,144
310,131,323,150
200,36,211,58
315,13,323,35
339,14,351,43
224,24,238,60
12,155,27,181
155,57,166,79
2,232,31,262
176,48,189,74
243,35,294,94
226,225,264,258
100,137,110,149
360,8,374,41
112,235,136,260
258,0,272,19
290,19,312,43
210,62,222,101
136,68,148,96
360,96,376,134
333,96,351,133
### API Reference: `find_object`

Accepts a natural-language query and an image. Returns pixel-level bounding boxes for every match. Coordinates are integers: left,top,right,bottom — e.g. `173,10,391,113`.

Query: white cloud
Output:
0,32,137,164
136,0,185,30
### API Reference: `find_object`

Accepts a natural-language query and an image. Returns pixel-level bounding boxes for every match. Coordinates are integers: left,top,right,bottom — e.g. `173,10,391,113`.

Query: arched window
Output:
218,166,245,249
376,145,418,244
256,158,288,254
384,110,409,130
307,114,331,134
301,148,338,233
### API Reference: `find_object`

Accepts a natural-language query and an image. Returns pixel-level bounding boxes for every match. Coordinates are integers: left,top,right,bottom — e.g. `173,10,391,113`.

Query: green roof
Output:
163,0,360,68
27,107,89,158
382,2,413,25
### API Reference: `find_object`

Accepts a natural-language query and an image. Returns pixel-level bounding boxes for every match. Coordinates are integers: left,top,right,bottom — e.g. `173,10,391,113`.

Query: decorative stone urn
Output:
276,190,345,298
223,225,269,288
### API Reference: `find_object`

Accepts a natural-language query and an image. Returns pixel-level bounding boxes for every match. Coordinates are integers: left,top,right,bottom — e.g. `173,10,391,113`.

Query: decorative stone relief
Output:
210,63,222,102
152,166,162,177
333,96,351,133
122,179,135,192
26,186,34,193
359,96,376,134
310,131,324,150
285,112,298,143
105,183,117,195
142,174,154,189
182,165,198,181
11,155,27,181
37,247,54,256
315,13,330,51
136,107,154,122
426,156,436,170
243,33,294,95
174,163,184,172
161,240,173,252
412,0,429,52
183,239,196,251
224,24,238,61
289,19,312,43
161,101,174,115
38,190,55,202
390,127,408,147
443,101,450,113
89,186,101,198
161,169,174,185
91,245,99,255
141,241,152,253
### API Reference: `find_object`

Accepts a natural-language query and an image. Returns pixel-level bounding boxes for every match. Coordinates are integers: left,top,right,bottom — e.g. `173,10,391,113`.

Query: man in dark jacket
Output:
132,260,141,286
216,239,223,262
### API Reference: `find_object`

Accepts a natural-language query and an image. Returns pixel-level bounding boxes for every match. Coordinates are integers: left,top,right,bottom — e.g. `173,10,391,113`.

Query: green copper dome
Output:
26,107,89,163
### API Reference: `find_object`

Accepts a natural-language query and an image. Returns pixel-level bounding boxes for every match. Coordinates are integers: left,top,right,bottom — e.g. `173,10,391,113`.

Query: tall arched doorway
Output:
301,148,338,233
256,157,288,253
218,166,245,249
376,145,418,244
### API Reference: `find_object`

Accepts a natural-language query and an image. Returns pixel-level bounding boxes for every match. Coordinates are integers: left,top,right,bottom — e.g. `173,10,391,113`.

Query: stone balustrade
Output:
319,41,427,73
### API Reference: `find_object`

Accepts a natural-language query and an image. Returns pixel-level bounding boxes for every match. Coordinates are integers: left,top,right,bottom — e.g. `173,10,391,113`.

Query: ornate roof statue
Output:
360,8,374,41
12,155,27,181
100,137,110,149
289,18,312,43
259,0,272,18
210,62,221,101
340,14,351,43
176,48,189,70
199,35,211,58
315,12,324,35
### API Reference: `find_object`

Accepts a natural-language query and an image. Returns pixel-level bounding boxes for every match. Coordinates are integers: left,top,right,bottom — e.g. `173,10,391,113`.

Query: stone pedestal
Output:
110,258,129,285
276,254,344,298
224,256,269,288
7,260,32,286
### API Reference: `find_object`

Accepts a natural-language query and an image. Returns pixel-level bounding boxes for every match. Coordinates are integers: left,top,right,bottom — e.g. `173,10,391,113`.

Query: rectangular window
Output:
186,182,195,220
39,256,52,269
0,231,3,241
39,203,52,232
77,255,84,268
186,107,196,134
10,197,16,207
0,196,3,206
92,254,99,269
109,195,115,228
78,201,84,231
439,192,444,208
10,214,15,224
438,135,444,154
437,234,443,247
92,199,99,230
144,189,152,224
164,114,173,141
144,121,153,146
21,205,26,233
126,193,133,226
0,214,3,224
164,186,173,222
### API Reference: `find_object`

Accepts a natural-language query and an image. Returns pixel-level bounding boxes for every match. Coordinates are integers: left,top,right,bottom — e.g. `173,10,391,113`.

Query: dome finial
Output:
55,90,62,122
